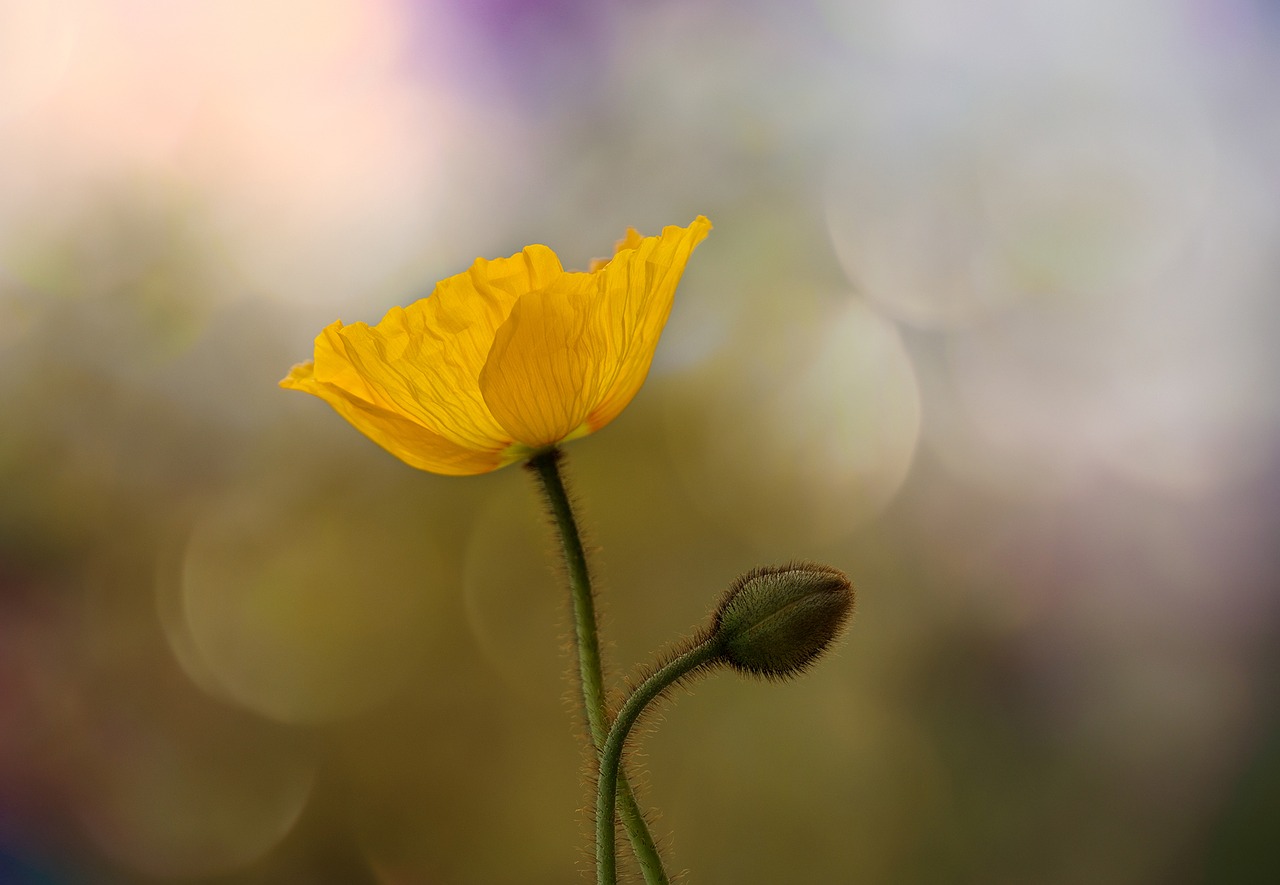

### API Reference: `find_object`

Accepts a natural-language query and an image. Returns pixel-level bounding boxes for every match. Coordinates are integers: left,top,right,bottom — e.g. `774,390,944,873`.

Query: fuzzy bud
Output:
711,563,854,679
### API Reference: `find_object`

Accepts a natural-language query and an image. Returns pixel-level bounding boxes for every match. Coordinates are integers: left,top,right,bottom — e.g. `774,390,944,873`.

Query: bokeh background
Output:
3,1,1279,882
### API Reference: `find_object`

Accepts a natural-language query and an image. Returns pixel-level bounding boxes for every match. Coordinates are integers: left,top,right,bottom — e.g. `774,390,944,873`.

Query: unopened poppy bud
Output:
711,563,854,679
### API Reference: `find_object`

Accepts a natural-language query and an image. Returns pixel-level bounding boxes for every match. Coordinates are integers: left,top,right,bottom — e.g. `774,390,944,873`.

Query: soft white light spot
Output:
670,296,921,547
174,484,437,724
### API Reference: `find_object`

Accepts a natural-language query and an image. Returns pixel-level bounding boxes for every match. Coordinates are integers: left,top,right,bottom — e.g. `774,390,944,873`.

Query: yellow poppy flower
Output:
281,216,711,475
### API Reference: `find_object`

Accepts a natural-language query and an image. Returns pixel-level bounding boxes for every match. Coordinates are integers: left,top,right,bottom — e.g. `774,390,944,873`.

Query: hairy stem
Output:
596,637,724,885
527,448,671,885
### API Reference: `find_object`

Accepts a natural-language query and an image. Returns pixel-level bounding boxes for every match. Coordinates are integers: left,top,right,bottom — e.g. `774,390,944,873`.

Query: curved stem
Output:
529,449,607,733
596,637,724,885
527,448,671,885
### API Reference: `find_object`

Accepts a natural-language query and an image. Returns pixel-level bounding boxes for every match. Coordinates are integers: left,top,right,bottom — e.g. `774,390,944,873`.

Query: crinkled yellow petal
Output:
477,272,602,447
281,217,710,473
280,244,566,473
583,215,712,432
318,245,566,451
479,216,710,447
588,227,647,272
281,360,517,475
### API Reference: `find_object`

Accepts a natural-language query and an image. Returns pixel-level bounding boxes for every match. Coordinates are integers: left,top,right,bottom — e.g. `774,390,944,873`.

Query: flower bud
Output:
711,563,854,679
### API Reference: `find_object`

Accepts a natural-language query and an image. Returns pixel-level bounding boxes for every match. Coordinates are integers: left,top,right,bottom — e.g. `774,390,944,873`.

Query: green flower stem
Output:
596,636,724,885
527,448,670,885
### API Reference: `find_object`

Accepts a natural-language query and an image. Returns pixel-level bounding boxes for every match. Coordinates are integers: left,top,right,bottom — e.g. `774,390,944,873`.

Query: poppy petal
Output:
584,216,711,431
478,273,602,447
281,360,517,475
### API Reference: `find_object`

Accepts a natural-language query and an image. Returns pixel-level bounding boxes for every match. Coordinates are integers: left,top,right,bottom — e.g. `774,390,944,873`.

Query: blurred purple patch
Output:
403,0,619,107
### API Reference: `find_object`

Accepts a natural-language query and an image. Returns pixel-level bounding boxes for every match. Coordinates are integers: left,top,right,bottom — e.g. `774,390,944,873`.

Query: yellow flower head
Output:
281,216,711,475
